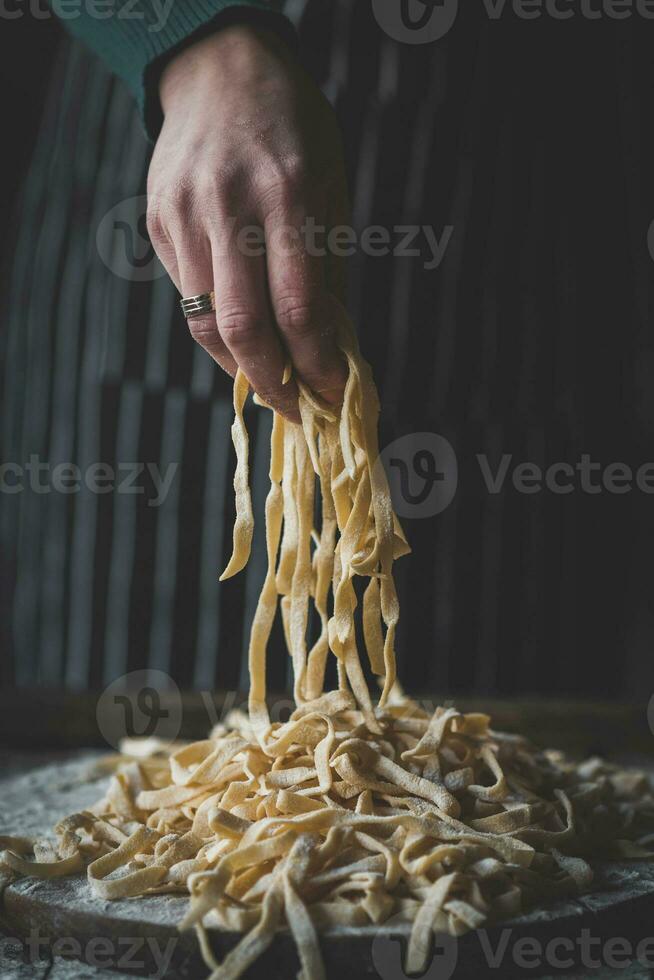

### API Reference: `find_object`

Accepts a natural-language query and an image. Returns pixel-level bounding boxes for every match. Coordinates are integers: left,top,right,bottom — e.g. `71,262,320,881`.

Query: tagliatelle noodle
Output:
3,322,654,980
219,369,254,582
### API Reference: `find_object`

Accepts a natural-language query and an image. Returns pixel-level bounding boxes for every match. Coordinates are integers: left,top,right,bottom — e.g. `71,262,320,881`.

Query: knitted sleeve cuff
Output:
52,0,296,140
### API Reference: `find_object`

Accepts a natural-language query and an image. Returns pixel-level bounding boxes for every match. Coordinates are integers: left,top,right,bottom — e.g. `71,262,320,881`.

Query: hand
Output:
147,24,350,422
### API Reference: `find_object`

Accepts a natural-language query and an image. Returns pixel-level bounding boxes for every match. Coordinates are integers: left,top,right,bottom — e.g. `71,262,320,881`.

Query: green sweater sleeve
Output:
50,0,295,139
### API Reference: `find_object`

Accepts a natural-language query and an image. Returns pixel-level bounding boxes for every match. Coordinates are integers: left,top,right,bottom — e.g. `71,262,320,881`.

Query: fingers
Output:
149,194,300,422
177,239,243,381
210,224,301,423
147,180,348,424
147,201,239,381
263,186,348,408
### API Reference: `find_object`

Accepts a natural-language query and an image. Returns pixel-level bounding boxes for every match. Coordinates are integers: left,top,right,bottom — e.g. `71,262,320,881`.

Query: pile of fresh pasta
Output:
3,322,654,980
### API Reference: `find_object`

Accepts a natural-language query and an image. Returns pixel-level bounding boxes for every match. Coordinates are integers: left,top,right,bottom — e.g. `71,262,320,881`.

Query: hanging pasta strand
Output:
288,426,314,704
219,370,254,582
247,412,284,739
304,421,337,701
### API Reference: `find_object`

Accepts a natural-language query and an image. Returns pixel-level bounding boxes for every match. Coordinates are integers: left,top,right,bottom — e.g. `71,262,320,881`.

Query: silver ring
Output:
180,291,215,319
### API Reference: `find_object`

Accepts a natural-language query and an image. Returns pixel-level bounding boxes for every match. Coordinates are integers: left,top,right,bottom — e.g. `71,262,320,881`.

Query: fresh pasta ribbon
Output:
220,370,254,582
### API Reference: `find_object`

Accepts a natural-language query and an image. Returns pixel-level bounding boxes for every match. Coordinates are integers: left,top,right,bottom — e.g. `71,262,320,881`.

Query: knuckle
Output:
215,308,262,345
145,205,167,245
187,315,219,349
195,168,236,210
275,296,322,338
280,153,308,189
255,155,309,211
148,177,194,229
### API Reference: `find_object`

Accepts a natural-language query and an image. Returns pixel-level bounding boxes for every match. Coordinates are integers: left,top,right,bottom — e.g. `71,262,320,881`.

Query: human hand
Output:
147,24,350,422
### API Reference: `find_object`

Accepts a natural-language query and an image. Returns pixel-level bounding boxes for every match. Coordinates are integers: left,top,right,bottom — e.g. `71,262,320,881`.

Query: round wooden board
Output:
2,756,654,979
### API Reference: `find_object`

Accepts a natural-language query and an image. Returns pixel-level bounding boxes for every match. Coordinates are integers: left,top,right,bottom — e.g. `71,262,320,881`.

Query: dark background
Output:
2,0,654,709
